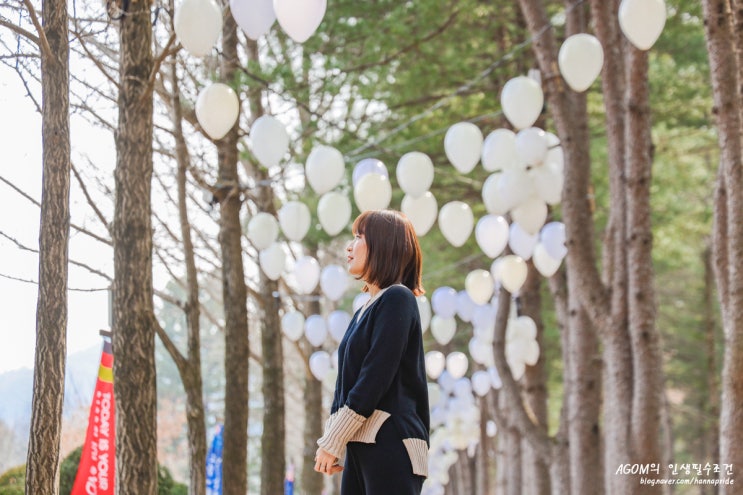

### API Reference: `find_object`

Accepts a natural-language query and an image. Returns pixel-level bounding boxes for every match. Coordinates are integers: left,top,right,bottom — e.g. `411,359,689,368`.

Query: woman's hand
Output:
314,447,343,476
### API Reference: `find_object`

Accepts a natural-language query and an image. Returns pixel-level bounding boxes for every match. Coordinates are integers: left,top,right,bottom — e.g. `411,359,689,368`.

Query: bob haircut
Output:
351,209,424,296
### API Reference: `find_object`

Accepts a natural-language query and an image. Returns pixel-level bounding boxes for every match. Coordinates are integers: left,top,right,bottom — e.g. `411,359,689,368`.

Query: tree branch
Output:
20,0,52,58
0,16,39,45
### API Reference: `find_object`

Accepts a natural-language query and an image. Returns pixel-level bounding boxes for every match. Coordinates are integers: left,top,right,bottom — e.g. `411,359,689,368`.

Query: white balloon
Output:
515,127,549,166
304,314,327,347
327,310,351,342
533,243,562,277
492,255,528,294
618,0,666,51
540,221,568,260
320,264,350,301
511,196,548,235
259,243,286,280
488,366,503,389
230,0,276,40
475,215,509,258
446,351,469,380
281,310,305,341
472,304,496,330
456,291,476,323
469,337,494,367
481,129,519,172
317,191,351,236
431,286,458,318
523,339,540,366
481,174,510,215
508,222,538,260
509,315,537,341
354,173,392,212
471,370,492,397
497,168,535,212
529,161,564,205
465,269,494,305
305,145,345,194
428,382,443,408
431,316,457,345
195,83,239,140
444,122,483,174
417,295,432,333
453,377,473,399
401,192,438,236
278,201,311,241
438,201,474,247
486,420,498,437
174,0,222,57
558,33,604,92
500,76,544,130
273,0,326,43
353,292,371,312
397,152,434,198
250,115,289,168
294,256,320,294
352,158,387,186
309,350,331,380
425,350,446,380
246,212,279,250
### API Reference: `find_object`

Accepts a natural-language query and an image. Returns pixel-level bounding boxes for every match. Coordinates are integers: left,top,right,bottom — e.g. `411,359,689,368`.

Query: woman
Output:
314,209,430,494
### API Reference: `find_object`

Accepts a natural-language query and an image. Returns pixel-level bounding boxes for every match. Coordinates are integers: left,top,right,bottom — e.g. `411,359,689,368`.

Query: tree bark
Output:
170,40,207,495
112,2,158,494
218,11,250,495
624,46,663,491
519,265,550,495
256,192,286,495
25,0,70,493
301,298,324,495
701,1,743,489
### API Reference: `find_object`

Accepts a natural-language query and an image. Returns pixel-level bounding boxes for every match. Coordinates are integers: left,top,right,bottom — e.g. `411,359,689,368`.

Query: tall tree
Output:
701,0,743,489
216,11,250,495
25,0,70,493
112,0,158,493
514,2,664,493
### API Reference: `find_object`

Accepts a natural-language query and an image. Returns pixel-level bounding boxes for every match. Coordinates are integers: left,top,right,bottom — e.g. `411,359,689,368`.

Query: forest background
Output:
0,0,739,495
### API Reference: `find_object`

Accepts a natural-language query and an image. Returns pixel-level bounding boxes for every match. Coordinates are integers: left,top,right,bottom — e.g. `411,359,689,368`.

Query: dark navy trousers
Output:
341,419,425,495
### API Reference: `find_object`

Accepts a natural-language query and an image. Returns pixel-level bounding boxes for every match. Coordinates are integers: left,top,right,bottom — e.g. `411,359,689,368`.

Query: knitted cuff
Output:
317,406,366,459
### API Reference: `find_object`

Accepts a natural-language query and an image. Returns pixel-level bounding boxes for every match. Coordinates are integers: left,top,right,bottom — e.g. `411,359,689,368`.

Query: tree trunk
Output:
566,271,603,495
519,265,550,495
112,1,158,494
218,11,250,495
25,1,70,493
256,197,286,495
702,246,720,478
302,299,324,495
171,44,207,495
701,1,743,489
624,46,663,492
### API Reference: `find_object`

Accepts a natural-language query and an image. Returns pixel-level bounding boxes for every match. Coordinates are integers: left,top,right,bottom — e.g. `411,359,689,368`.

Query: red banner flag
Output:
71,339,115,495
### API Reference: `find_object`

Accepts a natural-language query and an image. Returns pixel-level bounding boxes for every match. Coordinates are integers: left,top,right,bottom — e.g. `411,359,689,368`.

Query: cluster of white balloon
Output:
175,0,327,57
176,0,667,488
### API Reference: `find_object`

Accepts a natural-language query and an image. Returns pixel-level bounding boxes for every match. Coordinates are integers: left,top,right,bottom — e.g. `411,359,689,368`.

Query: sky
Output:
0,64,110,374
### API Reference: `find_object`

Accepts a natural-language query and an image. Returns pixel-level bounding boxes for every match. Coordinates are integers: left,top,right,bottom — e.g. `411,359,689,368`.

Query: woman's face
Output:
346,232,368,278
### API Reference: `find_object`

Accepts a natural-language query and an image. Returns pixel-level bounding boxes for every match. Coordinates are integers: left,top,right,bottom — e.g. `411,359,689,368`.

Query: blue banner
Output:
284,463,294,495
206,425,223,495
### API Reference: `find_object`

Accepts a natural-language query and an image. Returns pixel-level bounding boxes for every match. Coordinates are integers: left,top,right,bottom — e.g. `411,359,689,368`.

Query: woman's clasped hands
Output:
314,447,344,476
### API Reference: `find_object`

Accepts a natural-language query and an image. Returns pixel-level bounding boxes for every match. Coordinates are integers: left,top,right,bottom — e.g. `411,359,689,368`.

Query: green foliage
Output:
59,446,83,495
0,465,24,495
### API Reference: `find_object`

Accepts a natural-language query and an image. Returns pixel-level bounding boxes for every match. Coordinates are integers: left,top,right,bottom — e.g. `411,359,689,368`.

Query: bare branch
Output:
71,162,111,234
0,16,39,45
20,0,52,58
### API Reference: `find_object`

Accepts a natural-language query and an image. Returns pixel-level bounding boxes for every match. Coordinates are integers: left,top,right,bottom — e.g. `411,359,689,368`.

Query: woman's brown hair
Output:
351,210,424,296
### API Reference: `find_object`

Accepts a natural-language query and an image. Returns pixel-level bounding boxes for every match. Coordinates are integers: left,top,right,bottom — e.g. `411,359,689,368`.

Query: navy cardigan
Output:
331,284,430,446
